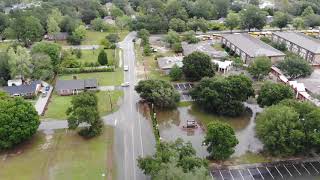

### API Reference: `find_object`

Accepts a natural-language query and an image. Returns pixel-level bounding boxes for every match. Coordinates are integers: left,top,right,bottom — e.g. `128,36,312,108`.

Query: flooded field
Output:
155,103,263,158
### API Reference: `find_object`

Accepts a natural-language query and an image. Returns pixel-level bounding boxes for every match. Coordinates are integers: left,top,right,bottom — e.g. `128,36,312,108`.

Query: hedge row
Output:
60,66,115,74
149,104,161,143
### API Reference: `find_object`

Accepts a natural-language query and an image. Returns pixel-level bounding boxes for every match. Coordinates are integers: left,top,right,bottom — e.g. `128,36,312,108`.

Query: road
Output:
39,32,156,180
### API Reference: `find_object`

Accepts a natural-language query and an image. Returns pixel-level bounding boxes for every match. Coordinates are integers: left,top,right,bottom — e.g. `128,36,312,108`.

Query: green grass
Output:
59,70,123,86
229,152,271,164
177,101,193,107
78,49,116,65
212,43,224,51
44,91,123,120
0,127,115,180
82,30,129,45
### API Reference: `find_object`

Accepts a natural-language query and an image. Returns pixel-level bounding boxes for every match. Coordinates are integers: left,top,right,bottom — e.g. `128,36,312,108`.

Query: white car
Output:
124,65,129,71
121,82,130,87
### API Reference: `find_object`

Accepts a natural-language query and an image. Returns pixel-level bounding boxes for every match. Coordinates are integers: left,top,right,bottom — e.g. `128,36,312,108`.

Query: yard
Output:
78,49,116,65
58,70,124,86
44,91,124,120
0,126,116,180
82,30,129,45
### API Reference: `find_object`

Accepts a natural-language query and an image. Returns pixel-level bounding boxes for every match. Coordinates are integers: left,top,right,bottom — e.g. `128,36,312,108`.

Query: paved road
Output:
34,82,52,115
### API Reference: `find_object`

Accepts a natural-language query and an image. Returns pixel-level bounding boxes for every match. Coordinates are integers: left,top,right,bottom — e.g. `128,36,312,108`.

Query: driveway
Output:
34,82,53,115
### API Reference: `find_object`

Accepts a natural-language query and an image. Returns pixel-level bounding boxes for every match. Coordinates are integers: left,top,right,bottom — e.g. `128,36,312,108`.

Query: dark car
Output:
45,86,50,91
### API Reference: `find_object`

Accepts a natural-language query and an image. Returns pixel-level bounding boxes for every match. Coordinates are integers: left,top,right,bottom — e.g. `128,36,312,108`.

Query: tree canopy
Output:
240,5,267,31
135,79,180,109
182,52,214,81
257,82,294,107
0,97,40,149
248,56,272,80
190,75,254,116
204,121,238,160
277,54,313,79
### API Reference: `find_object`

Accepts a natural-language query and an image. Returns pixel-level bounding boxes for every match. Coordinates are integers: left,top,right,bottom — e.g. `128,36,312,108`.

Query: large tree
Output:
31,42,62,73
7,46,31,79
98,50,108,65
182,52,214,81
30,53,54,81
0,97,40,149
272,12,291,30
257,82,294,107
138,139,209,179
248,56,272,80
135,79,180,109
190,75,254,116
67,92,103,138
255,101,320,156
240,5,267,31
169,18,186,32
225,12,240,32
47,16,61,41
277,54,313,79
11,16,44,46
0,52,10,86
204,122,238,160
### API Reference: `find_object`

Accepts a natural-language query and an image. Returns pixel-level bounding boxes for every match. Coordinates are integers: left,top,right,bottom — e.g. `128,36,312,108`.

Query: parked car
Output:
45,86,50,91
124,65,129,71
42,92,48,98
121,82,130,87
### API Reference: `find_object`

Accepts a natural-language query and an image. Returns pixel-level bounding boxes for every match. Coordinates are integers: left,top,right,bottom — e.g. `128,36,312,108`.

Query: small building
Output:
212,60,233,74
3,80,42,98
44,32,69,41
157,56,183,74
221,33,285,64
182,41,228,59
55,79,98,96
271,32,320,65
8,79,23,86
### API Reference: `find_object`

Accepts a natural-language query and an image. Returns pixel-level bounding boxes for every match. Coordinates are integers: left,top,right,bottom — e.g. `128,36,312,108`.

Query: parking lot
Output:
212,160,320,180
173,83,194,101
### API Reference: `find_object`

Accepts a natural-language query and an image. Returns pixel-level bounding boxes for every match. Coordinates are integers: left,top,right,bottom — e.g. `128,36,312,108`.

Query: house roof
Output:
182,41,228,58
3,80,41,95
157,56,183,70
84,79,98,88
55,79,98,91
222,33,285,58
273,32,320,54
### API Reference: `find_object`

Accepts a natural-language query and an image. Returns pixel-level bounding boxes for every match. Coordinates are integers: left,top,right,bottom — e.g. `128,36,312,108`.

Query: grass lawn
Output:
0,42,11,52
212,43,224,51
78,49,116,65
229,152,271,165
0,126,115,180
59,70,123,86
82,30,129,45
44,91,123,120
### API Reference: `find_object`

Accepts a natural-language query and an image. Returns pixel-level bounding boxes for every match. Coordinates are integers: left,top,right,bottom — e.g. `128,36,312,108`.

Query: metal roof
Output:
157,56,183,70
222,33,285,58
3,80,41,95
56,79,98,91
84,79,98,88
273,32,320,54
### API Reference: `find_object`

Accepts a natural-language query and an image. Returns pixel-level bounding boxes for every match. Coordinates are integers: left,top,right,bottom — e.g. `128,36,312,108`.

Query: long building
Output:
271,32,320,65
221,33,285,64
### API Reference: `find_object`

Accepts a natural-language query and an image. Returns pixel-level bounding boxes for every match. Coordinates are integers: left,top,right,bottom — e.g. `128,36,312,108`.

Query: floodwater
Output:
155,102,264,158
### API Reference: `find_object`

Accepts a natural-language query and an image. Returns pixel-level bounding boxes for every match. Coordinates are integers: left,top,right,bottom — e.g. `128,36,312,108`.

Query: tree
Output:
164,30,180,46
186,17,209,33
137,29,150,45
301,6,314,17
169,65,183,81
67,92,103,138
292,17,305,30
0,52,10,86
106,33,120,43
272,12,291,30
213,0,230,18
169,18,186,32
248,56,272,80
49,8,63,25
304,14,320,28
240,5,267,31
278,54,313,79
0,97,40,149
30,53,54,81
190,75,254,116
116,15,131,30
204,122,238,160
182,52,214,81
257,82,294,107
91,18,108,31
73,25,87,40
138,139,209,179
11,16,44,46
47,16,61,41
98,50,108,65
182,31,199,44
172,42,183,53
31,42,62,73
110,6,124,18
7,46,31,79
0,12,9,34
225,12,240,32
135,79,180,109
256,105,302,156
191,0,216,19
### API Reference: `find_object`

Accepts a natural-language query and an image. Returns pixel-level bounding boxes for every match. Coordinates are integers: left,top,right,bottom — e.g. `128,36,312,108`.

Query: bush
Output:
257,82,294,107
172,42,183,53
67,34,82,45
61,66,115,74
106,33,120,43
271,41,287,51
169,65,183,81
260,37,271,44
98,50,108,65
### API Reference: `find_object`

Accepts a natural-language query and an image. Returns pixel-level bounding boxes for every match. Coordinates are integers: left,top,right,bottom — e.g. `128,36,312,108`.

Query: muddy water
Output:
155,103,263,158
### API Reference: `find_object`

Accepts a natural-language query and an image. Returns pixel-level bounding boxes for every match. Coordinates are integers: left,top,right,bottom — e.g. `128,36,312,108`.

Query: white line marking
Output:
275,166,283,179
266,167,274,179
219,170,225,180
238,169,245,180
257,167,264,179
115,118,118,126
137,107,144,157
131,127,136,180
247,169,255,180
283,165,292,176
229,170,235,180
292,164,301,175
124,130,127,180
210,172,214,180
310,162,319,174
302,163,311,175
